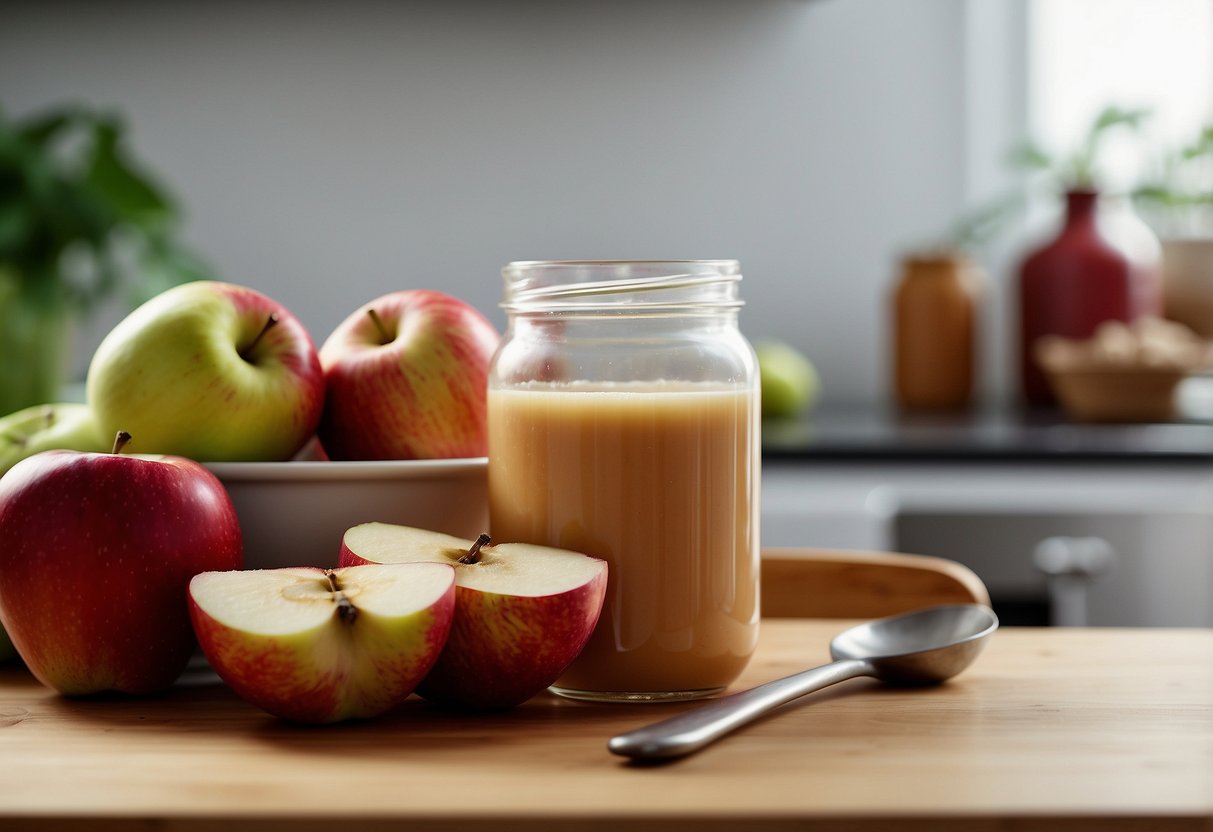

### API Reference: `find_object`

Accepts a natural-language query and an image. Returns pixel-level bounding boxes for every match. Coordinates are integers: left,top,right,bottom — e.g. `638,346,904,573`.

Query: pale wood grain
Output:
0,624,1209,832
761,548,992,617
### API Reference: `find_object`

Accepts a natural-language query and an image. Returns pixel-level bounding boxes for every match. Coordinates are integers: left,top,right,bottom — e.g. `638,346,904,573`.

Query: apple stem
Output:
240,313,280,360
458,533,492,565
326,570,358,624
112,431,132,455
366,308,393,345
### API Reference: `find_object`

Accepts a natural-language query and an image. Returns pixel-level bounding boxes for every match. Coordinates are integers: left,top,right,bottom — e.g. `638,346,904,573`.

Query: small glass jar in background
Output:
893,253,983,411
488,260,761,702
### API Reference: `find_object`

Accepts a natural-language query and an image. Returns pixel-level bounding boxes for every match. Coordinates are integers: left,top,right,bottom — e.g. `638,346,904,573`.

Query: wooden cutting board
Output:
0,621,1210,832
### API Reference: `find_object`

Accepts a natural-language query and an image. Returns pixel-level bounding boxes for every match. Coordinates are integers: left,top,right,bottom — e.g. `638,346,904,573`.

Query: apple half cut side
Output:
339,523,608,711
189,562,455,724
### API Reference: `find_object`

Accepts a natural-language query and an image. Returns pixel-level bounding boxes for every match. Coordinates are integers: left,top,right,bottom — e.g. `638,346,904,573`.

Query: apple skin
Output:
0,402,108,665
413,576,606,710
189,563,455,724
87,281,325,462
318,290,500,460
0,403,108,478
0,447,243,695
339,528,607,711
0,623,15,664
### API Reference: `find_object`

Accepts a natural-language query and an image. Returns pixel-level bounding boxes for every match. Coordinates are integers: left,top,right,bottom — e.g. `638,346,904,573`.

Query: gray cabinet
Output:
761,461,1213,626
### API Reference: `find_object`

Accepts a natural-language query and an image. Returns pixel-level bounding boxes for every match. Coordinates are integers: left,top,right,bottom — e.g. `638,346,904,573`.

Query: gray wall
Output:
1,0,1022,404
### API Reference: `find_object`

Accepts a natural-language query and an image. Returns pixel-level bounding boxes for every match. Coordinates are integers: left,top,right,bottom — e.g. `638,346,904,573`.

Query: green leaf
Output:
16,105,93,148
1180,125,1213,161
947,192,1024,251
0,102,197,312
1062,106,1153,189
83,116,176,230
1090,105,1150,135
0,198,33,255
1009,141,1053,171
1133,184,1181,206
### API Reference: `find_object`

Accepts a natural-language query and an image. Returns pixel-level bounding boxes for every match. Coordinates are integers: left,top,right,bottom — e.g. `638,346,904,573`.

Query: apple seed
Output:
326,570,359,624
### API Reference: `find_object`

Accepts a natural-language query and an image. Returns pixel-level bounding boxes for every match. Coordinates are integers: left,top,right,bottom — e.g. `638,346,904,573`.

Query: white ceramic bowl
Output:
205,458,488,570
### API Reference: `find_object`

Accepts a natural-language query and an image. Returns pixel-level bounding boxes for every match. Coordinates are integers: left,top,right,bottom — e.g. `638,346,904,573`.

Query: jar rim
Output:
501,260,743,313
504,259,740,271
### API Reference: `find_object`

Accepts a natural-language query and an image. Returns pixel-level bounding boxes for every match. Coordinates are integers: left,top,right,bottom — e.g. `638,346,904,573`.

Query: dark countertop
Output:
761,402,1213,463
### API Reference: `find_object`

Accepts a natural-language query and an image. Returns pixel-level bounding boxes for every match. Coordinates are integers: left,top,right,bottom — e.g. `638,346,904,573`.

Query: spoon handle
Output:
608,658,874,760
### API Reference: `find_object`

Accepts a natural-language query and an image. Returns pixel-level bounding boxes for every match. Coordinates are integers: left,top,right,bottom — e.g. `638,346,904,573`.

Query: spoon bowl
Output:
609,604,998,761
830,603,999,684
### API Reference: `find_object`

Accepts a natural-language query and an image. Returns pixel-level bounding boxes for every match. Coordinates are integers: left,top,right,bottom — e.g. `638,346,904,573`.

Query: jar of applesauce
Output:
488,260,760,702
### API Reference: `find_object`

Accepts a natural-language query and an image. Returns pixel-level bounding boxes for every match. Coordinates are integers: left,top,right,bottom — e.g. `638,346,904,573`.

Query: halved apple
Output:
188,562,455,724
339,523,607,711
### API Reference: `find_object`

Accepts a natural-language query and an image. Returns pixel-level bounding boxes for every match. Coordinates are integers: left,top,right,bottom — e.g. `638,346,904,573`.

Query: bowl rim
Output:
205,457,487,482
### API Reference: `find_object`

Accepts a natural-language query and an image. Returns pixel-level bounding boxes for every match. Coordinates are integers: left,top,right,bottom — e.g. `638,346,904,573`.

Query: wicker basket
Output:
1044,365,1188,422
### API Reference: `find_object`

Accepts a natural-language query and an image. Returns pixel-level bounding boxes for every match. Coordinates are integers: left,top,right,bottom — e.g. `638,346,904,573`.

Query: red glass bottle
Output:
1018,190,1161,405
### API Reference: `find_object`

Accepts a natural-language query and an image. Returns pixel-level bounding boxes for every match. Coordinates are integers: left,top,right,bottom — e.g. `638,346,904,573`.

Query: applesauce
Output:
488,380,760,699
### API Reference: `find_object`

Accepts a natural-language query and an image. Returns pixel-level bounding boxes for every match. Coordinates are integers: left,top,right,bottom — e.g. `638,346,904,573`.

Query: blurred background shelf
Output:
762,402,1213,628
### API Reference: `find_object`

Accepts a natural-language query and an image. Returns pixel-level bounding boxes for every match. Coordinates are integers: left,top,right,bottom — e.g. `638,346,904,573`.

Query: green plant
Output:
1132,125,1213,235
1011,105,1151,191
0,102,212,316
918,106,1152,256
941,193,1023,254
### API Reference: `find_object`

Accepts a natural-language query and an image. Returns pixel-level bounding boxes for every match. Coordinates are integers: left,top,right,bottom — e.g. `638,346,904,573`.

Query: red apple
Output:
87,281,325,462
0,432,243,695
339,523,607,710
189,562,455,724
317,290,500,460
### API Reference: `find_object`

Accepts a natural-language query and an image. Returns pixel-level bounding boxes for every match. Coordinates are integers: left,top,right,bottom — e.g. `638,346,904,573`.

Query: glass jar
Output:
893,253,982,411
488,260,761,702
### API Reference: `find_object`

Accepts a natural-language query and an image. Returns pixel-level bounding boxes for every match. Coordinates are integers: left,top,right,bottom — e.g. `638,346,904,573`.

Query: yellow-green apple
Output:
339,523,607,710
0,403,107,478
189,562,455,724
756,339,820,418
0,432,243,695
87,281,325,462
318,290,500,460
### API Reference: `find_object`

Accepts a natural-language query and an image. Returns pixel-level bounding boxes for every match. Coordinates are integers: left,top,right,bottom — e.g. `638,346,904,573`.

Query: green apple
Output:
86,281,325,462
0,403,107,479
756,340,820,418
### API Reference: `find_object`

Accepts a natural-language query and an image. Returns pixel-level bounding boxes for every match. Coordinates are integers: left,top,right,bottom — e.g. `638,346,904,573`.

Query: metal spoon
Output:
608,603,999,761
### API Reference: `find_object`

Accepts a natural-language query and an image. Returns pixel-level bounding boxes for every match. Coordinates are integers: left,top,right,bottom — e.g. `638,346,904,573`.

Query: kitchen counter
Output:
763,403,1213,462
1,621,1209,831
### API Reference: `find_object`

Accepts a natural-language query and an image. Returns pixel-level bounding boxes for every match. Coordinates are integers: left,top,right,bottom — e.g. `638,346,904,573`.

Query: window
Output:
1029,0,1213,198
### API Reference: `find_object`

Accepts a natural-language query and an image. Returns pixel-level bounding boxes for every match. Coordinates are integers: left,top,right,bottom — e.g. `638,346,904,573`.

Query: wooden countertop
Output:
1,621,1210,832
